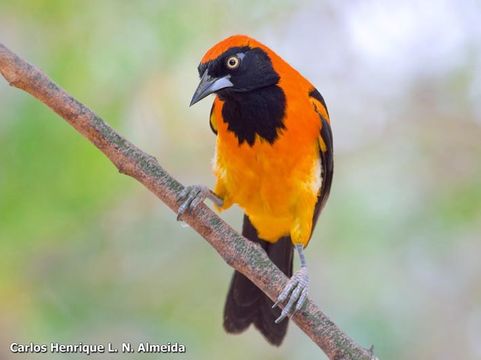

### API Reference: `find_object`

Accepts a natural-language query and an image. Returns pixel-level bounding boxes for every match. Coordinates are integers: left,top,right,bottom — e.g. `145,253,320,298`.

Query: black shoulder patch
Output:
309,88,329,117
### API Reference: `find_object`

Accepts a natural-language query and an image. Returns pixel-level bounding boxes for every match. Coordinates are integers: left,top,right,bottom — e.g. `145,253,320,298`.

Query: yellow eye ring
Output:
226,56,240,69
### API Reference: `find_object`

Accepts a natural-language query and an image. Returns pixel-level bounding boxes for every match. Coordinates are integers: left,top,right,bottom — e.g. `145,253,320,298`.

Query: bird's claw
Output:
177,185,210,221
273,266,309,323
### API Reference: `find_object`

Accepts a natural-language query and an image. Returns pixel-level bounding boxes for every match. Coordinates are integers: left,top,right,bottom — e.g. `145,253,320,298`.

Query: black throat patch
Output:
219,85,286,146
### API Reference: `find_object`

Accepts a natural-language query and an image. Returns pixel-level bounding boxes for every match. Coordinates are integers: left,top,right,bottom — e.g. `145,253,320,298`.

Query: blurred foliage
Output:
1,1,481,359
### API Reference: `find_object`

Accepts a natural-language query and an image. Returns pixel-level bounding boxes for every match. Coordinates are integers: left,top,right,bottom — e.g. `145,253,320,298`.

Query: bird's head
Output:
190,35,281,106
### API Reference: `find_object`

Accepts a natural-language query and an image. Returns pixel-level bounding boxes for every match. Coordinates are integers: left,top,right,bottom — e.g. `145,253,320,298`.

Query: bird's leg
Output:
273,244,309,323
176,185,223,220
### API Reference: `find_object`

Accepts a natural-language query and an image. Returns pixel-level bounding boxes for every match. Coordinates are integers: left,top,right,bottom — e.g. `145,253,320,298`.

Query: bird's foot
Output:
272,266,309,323
177,185,223,221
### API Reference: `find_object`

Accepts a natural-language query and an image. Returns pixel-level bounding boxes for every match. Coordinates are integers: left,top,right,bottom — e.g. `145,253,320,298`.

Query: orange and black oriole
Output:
178,35,333,346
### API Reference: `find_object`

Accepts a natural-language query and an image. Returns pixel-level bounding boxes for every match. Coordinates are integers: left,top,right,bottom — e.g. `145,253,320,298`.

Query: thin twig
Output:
0,42,377,360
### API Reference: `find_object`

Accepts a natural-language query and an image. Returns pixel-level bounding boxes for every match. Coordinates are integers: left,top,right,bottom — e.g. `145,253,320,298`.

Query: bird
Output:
177,34,333,346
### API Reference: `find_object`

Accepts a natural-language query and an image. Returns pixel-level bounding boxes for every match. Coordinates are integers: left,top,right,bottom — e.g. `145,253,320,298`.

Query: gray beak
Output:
190,70,234,106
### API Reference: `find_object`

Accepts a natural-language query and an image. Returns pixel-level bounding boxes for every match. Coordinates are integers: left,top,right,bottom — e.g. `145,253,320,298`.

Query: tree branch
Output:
0,42,377,360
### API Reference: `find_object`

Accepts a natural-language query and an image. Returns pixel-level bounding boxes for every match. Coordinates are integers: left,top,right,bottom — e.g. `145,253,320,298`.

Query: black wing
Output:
209,102,218,135
309,88,334,231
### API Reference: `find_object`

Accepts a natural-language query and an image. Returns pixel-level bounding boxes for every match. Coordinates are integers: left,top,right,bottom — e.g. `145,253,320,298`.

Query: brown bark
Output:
0,42,377,360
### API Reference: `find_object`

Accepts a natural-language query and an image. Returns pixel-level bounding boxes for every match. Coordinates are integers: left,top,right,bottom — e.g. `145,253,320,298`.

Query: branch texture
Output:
0,42,377,360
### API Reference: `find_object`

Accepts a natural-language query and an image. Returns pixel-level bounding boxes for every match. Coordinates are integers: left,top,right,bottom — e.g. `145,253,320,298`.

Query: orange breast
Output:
212,81,321,243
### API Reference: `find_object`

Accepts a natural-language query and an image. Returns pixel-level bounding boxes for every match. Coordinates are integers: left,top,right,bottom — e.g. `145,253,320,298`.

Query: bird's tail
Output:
223,215,293,346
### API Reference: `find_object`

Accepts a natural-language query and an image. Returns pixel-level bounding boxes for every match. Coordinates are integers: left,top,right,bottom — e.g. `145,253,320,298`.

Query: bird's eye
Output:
226,56,240,70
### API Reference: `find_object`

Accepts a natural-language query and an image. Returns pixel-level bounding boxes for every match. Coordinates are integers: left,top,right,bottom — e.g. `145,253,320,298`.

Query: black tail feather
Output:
223,215,293,346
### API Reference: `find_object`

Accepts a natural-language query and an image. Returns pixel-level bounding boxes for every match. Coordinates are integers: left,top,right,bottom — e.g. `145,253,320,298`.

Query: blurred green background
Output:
1,1,481,359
